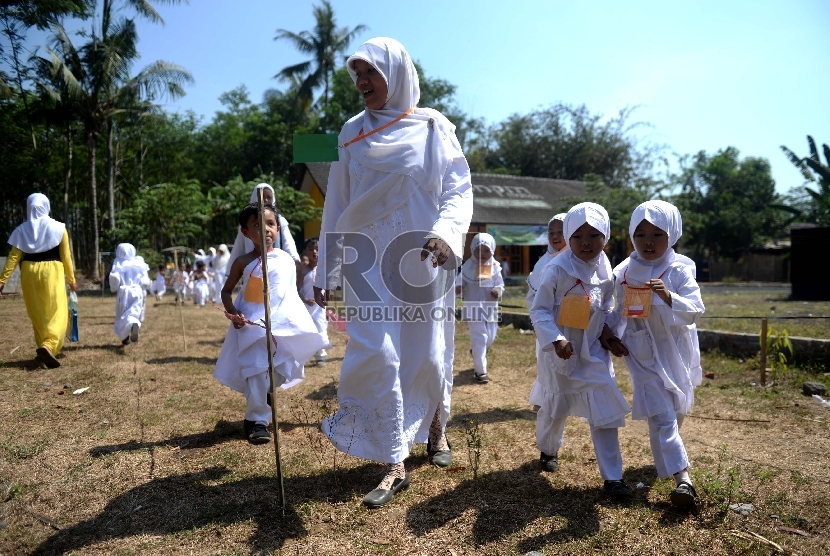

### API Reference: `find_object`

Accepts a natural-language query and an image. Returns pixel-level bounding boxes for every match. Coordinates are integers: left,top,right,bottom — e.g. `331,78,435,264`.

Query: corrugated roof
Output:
470,173,585,225
300,164,585,225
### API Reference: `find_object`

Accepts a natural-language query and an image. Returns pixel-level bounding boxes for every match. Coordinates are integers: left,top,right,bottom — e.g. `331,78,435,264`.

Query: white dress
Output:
315,117,472,464
192,272,210,306
152,272,167,297
213,249,328,394
528,253,630,428
109,261,150,339
300,266,329,353
526,247,562,406
608,260,705,419
457,258,503,376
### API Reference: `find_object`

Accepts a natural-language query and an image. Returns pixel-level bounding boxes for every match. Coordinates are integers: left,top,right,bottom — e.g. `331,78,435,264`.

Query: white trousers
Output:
536,406,623,480
244,363,290,425
648,411,690,478
468,320,497,376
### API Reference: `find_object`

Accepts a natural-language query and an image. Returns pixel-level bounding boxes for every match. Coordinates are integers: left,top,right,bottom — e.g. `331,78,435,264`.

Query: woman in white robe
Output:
109,243,150,345
527,213,567,411
605,200,704,506
455,233,504,383
228,184,300,269
313,37,473,507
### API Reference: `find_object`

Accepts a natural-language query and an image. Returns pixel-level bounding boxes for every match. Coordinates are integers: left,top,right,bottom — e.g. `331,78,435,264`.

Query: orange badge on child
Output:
557,280,591,330
243,258,265,304
622,284,652,319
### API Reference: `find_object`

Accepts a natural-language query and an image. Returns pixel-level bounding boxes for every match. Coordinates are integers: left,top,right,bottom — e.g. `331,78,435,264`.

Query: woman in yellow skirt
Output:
0,193,76,368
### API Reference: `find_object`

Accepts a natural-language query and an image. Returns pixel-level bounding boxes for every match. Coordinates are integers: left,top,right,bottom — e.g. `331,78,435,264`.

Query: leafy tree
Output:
476,104,663,189
776,135,830,225
673,147,781,260
274,0,366,121
41,1,192,277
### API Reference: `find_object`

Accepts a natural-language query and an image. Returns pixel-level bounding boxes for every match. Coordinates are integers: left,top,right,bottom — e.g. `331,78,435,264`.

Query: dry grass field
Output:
0,292,828,555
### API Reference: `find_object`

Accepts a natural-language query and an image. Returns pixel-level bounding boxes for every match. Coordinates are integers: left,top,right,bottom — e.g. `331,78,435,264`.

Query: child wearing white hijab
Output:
456,233,504,383
152,265,167,300
191,260,211,307
228,184,300,270
314,37,473,508
1,193,76,367
526,213,567,445
212,244,231,304
604,200,704,507
529,202,632,498
109,243,151,345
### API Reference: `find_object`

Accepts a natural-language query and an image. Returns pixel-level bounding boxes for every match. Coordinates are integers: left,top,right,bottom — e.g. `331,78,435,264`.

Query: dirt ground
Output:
0,293,828,555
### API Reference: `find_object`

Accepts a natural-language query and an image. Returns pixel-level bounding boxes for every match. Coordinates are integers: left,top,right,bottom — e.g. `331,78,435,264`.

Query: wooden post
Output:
257,188,286,512
760,317,768,386
173,249,187,352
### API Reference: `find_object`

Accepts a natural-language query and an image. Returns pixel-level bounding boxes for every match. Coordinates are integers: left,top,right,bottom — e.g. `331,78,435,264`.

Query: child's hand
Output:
303,297,315,306
599,324,629,357
553,339,574,360
490,288,499,299
648,279,672,306
225,310,246,329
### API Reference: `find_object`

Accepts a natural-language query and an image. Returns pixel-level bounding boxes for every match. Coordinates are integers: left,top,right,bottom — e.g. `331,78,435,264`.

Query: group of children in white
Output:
523,200,704,507
104,29,703,510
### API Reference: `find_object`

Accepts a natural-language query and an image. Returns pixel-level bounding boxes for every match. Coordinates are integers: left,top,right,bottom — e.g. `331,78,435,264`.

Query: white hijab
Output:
336,37,463,233
552,202,612,284
112,243,137,273
7,193,66,254
625,200,685,284
460,232,497,283
547,212,567,255
213,244,230,273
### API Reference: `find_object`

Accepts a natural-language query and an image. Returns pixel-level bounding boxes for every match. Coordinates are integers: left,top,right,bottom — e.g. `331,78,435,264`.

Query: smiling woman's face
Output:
352,59,388,110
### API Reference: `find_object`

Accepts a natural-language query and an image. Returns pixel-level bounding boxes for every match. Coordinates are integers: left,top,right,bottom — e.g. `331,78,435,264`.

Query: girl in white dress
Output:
604,200,704,507
191,260,211,307
529,202,632,498
298,238,329,365
313,37,473,507
212,244,230,304
456,233,504,383
109,243,151,345
152,265,167,300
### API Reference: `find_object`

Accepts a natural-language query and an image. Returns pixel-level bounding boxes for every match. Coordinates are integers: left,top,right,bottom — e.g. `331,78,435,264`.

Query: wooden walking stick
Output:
257,188,286,512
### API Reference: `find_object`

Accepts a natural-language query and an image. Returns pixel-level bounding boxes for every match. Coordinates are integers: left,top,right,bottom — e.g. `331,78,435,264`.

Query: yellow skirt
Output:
20,260,68,355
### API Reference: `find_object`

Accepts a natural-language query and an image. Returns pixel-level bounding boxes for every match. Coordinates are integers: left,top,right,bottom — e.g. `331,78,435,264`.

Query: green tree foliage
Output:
777,135,830,225
673,147,781,260
475,104,662,189
274,0,367,120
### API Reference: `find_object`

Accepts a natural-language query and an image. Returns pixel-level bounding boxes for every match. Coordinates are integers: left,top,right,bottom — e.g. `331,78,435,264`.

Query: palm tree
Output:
777,136,830,226
40,8,192,279
274,0,366,120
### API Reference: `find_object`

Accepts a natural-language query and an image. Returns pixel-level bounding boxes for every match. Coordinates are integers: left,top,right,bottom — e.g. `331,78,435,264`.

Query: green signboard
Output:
293,134,339,163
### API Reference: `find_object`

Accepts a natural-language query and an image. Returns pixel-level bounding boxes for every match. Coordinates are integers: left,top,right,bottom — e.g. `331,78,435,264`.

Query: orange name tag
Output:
622,285,652,319
557,293,591,330
477,264,492,280
244,275,264,303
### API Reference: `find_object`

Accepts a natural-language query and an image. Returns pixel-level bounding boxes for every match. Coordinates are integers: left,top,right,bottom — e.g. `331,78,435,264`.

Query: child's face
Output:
259,188,275,205
242,209,280,250
474,244,492,261
304,242,319,265
632,219,669,261
569,223,606,262
352,59,388,111
548,219,566,251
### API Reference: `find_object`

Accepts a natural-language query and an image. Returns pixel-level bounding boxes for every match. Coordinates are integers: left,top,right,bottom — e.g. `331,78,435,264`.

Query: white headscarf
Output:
7,193,66,254
461,232,497,283
213,244,230,273
112,243,137,273
250,183,275,204
335,37,463,233
625,200,685,284
547,212,568,255
553,202,612,284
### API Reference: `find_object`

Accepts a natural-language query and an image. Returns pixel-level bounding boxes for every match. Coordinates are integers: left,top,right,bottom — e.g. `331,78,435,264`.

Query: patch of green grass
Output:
0,438,50,463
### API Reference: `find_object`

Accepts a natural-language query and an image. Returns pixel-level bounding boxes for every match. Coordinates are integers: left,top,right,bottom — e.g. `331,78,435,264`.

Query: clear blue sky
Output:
32,0,830,193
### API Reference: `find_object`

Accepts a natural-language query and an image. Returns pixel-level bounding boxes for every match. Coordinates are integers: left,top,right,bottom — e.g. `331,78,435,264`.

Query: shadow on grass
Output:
62,344,125,353
447,407,536,428
145,355,217,366
34,464,379,555
0,357,43,370
90,420,243,457
306,381,338,401
406,462,601,550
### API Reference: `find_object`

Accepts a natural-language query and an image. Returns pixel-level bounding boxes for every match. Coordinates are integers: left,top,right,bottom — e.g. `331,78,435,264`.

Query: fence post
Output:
760,317,768,386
